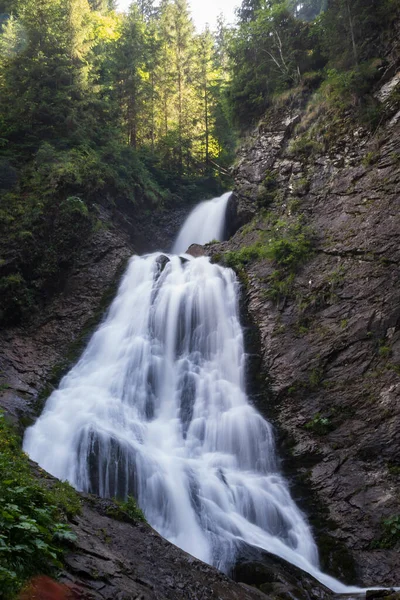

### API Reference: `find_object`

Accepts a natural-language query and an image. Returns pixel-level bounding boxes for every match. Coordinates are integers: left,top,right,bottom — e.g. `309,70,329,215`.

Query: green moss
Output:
387,363,400,376
257,171,278,208
288,136,323,159
46,481,82,519
223,216,314,305
211,252,223,264
362,151,379,166
378,345,391,359
371,515,400,549
388,463,400,477
308,367,324,390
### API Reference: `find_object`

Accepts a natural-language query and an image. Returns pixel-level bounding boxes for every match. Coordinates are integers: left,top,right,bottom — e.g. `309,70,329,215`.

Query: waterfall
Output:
172,191,232,254
24,192,361,594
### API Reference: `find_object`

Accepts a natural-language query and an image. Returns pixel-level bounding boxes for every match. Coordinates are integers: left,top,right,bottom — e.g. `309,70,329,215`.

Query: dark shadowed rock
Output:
366,591,400,600
232,544,333,600
156,253,170,273
60,494,268,600
216,75,400,587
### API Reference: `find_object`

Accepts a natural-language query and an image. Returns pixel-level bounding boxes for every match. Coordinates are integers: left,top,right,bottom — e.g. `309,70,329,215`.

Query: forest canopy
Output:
0,0,399,325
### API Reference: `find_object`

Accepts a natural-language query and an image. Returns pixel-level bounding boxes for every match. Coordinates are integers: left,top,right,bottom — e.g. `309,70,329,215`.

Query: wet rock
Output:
56,491,267,600
155,254,170,273
220,90,400,586
366,591,400,600
231,108,302,230
375,71,400,103
186,243,206,257
233,545,333,600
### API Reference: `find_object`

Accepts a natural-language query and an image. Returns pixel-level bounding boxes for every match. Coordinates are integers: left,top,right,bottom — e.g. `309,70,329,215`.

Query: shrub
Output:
0,412,79,598
304,412,333,436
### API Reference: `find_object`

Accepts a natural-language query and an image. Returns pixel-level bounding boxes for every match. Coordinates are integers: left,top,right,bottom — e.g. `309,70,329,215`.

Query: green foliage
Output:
308,367,324,389
228,0,398,128
288,136,323,159
378,345,391,359
228,0,325,127
320,64,380,108
106,495,146,523
117,495,146,522
388,463,400,477
304,412,333,435
372,515,400,549
224,216,313,303
257,171,278,207
225,217,313,270
0,412,79,598
362,151,379,166
0,0,234,325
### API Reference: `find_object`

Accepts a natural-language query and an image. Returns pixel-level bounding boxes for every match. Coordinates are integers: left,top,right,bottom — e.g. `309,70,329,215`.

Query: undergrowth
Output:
0,412,80,598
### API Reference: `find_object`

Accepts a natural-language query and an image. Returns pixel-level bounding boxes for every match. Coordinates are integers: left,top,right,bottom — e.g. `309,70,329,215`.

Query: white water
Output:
172,191,232,254
25,193,363,594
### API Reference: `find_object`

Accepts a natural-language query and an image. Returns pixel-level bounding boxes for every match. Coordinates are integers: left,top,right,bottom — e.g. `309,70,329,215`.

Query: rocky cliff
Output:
0,196,340,600
213,69,400,587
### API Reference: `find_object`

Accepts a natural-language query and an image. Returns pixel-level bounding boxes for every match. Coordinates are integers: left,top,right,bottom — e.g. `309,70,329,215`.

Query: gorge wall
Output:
212,70,400,587
1,56,400,600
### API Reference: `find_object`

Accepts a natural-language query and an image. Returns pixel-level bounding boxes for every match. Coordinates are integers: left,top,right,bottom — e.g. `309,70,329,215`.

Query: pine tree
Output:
114,4,148,147
0,0,93,149
171,0,195,171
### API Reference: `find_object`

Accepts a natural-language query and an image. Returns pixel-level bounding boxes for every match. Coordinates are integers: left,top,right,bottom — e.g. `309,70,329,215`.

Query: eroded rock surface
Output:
61,496,268,600
215,83,400,586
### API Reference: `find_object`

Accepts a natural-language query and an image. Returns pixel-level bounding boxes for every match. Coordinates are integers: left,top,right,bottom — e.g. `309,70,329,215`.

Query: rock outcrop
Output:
0,202,187,426
215,72,400,587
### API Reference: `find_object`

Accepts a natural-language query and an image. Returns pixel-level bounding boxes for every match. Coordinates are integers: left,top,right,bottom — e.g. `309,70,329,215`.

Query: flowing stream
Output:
24,193,362,594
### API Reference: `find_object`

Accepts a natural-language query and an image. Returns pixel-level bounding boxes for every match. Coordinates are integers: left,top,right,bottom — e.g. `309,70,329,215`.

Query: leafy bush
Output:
0,412,79,598
304,412,333,436
316,62,383,128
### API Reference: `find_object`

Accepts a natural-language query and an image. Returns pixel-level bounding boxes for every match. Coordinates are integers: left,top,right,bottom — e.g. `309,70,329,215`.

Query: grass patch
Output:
105,495,146,524
223,216,314,304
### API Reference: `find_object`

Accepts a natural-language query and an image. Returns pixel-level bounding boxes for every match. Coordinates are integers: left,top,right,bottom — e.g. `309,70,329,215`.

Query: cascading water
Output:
24,193,361,594
172,191,232,254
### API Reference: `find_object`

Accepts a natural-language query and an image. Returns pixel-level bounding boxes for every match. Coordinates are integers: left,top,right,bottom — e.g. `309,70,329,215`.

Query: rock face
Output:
186,243,207,257
232,545,333,600
0,200,277,599
0,203,188,426
216,76,400,587
60,495,268,600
